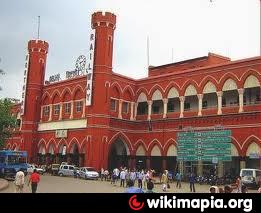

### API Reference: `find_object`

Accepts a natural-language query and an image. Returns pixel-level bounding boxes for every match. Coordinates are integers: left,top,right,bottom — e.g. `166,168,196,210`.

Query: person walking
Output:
14,169,25,193
130,170,136,186
175,171,182,189
161,170,168,192
236,176,242,193
28,169,40,193
100,168,104,181
189,172,196,193
120,169,126,187
137,170,144,189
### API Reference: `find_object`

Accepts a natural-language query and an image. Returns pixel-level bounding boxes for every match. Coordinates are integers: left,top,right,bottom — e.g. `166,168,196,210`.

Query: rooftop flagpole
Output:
37,16,40,39
147,36,150,68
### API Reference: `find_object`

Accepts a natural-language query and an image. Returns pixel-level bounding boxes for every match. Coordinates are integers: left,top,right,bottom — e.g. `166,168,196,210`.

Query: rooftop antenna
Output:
147,36,150,68
37,16,40,39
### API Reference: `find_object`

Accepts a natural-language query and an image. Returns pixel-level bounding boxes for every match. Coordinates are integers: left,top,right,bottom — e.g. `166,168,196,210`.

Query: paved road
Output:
0,174,257,193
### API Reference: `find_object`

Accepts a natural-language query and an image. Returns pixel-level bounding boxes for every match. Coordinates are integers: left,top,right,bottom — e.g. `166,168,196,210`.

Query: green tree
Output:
0,99,16,148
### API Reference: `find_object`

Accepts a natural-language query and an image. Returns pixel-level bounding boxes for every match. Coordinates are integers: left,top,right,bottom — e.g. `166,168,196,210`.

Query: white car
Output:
79,167,99,180
27,164,45,175
240,168,261,188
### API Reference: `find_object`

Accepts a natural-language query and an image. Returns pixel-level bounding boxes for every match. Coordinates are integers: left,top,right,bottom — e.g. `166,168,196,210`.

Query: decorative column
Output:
162,158,167,171
179,96,185,118
40,106,43,122
70,101,74,119
118,99,123,119
48,104,53,121
55,154,59,164
217,161,224,178
197,160,203,176
146,157,151,170
197,94,203,116
240,160,246,170
82,99,86,118
130,102,135,120
216,91,223,115
134,102,138,120
131,156,136,170
147,100,152,120
59,103,63,120
163,98,168,118
179,161,184,177
238,88,244,113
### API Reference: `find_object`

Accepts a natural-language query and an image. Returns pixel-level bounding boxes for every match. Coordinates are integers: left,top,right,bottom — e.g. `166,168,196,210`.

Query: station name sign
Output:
49,73,61,83
66,70,84,79
86,30,96,106
20,54,30,115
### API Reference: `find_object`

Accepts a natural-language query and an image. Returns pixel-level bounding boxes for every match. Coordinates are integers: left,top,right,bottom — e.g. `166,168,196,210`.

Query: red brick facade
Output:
7,11,261,176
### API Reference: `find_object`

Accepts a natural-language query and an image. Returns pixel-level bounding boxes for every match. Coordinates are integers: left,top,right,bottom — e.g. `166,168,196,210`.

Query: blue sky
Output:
0,0,260,99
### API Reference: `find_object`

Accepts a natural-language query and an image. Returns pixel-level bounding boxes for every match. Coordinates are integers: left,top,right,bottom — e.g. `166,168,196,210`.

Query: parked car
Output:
61,162,68,166
27,164,45,175
79,167,99,180
58,165,75,177
240,168,261,188
51,164,60,176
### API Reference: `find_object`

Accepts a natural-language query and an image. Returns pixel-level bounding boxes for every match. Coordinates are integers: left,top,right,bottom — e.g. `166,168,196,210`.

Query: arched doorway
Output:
135,144,146,170
246,142,260,169
150,144,162,174
58,143,67,163
166,144,177,174
108,138,129,171
38,144,46,165
47,144,56,164
70,143,80,166
224,143,240,177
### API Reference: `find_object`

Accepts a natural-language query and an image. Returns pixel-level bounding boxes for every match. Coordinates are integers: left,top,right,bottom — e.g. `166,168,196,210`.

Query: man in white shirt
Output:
120,169,126,187
114,168,120,183
130,170,136,185
14,169,25,193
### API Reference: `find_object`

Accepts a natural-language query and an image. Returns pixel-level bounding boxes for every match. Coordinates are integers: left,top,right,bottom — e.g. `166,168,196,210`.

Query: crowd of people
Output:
100,167,261,193
12,166,261,193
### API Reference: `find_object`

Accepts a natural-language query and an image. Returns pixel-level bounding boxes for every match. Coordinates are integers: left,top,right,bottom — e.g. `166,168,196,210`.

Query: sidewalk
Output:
0,178,9,191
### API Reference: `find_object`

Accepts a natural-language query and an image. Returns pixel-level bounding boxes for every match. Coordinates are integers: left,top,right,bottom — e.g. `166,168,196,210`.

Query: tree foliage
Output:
0,99,16,148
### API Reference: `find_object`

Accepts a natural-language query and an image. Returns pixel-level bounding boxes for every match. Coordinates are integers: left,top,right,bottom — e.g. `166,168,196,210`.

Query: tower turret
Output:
86,12,116,169
92,12,116,71
21,39,49,161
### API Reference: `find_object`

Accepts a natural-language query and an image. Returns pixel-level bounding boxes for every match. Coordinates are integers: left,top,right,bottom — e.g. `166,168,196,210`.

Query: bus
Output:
0,150,28,179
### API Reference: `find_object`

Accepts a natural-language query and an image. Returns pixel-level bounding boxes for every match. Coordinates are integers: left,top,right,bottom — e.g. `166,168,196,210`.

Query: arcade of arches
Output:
107,139,260,177
8,136,261,177
36,142,85,167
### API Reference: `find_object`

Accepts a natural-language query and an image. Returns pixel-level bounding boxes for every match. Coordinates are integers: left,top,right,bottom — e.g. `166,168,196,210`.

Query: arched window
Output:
167,88,180,113
202,82,217,109
222,79,238,107
243,75,260,105
137,93,148,115
184,85,198,111
151,90,163,114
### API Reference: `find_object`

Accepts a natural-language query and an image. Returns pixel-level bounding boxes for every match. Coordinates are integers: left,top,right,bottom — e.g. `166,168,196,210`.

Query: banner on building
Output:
86,30,96,106
20,54,30,115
